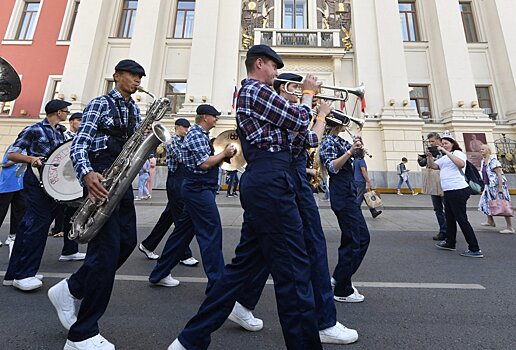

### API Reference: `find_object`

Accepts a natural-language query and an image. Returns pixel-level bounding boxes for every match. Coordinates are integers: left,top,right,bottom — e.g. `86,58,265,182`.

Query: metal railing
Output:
254,28,341,48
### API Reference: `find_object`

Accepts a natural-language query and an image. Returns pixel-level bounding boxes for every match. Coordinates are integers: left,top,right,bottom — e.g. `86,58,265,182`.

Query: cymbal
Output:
0,57,21,102
212,130,247,171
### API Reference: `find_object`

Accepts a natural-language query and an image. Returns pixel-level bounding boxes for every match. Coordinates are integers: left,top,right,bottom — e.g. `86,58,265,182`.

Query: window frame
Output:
173,0,195,39
399,1,420,42
459,2,479,43
40,76,63,114
283,0,308,29
15,0,41,41
117,0,138,39
475,86,494,117
409,85,432,120
164,81,187,114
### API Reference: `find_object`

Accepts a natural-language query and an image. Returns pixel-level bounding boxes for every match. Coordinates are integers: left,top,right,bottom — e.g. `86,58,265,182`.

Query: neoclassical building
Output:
1,0,515,188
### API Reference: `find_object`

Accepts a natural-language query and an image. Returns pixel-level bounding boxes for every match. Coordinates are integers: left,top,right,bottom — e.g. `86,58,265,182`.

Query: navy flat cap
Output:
175,118,191,127
114,59,146,76
196,104,221,116
45,99,72,115
273,72,303,92
246,45,284,69
69,112,82,121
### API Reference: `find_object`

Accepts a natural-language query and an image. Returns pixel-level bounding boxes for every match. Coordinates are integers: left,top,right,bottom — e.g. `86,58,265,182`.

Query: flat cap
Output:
45,99,72,115
246,45,284,69
196,104,221,116
114,59,146,76
69,112,82,121
273,72,303,92
175,118,191,127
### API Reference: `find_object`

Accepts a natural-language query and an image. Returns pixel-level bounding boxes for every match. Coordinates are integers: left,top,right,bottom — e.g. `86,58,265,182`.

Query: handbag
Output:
488,192,514,217
421,168,443,196
364,190,383,209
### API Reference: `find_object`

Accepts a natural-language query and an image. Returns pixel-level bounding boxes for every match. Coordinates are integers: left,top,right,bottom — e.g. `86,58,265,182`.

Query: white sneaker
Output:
228,302,263,332
48,279,78,330
3,274,43,287
13,277,43,291
138,243,159,260
168,339,186,350
59,252,86,262
319,322,359,344
179,257,199,266
334,290,365,303
352,284,364,299
64,334,114,350
155,275,180,287
5,234,15,245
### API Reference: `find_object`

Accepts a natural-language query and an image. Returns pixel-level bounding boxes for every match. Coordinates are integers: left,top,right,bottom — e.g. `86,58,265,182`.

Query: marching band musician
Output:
319,118,370,304
48,59,146,350
148,104,235,290
3,99,71,291
231,73,359,344
169,45,323,350
138,117,199,267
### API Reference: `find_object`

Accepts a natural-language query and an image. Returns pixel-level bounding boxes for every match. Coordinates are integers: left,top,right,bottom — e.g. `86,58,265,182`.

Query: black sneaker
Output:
433,233,446,241
435,241,456,251
372,210,382,218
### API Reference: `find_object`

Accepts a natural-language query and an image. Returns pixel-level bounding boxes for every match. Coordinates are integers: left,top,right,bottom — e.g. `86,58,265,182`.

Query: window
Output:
52,80,62,99
476,86,493,116
66,0,80,40
174,1,195,38
165,82,187,114
0,101,13,115
16,1,41,41
459,2,478,43
105,80,115,94
399,1,419,42
283,0,307,29
409,86,431,119
117,0,138,38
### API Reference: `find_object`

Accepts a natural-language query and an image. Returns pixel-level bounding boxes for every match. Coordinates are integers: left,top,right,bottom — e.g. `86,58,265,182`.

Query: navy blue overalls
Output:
141,161,194,260
5,122,64,282
149,142,224,293
328,150,370,298
237,149,337,330
178,134,322,350
66,96,138,342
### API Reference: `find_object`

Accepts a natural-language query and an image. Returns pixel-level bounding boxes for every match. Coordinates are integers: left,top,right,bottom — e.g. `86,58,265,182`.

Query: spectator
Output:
226,170,239,197
353,149,382,218
426,132,447,241
397,157,418,196
136,159,151,200
146,154,157,195
478,144,514,233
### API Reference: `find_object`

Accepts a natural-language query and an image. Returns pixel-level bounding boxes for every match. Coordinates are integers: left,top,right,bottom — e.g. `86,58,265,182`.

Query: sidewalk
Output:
136,189,482,210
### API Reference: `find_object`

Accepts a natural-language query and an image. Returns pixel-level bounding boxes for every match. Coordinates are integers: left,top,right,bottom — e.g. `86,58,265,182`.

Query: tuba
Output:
69,88,172,244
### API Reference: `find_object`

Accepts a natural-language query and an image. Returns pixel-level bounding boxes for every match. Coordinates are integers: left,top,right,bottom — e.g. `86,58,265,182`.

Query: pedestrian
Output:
478,144,514,233
47,59,146,349
426,132,447,241
136,159,151,200
226,169,239,197
353,149,382,218
397,157,418,195
146,153,156,195
426,131,484,258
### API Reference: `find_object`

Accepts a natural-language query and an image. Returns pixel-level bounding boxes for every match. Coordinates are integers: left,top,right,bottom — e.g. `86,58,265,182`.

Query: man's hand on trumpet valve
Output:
315,100,333,121
301,74,320,95
351,138,363,152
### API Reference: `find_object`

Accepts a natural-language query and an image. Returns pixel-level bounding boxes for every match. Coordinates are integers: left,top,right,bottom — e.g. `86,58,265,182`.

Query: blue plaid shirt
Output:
71,89,141,182
166,135,184,173
64,129,75,141
236,79,311,153
181,124,212,174
9,118,66,157
319,134,352,174
292,130,319,158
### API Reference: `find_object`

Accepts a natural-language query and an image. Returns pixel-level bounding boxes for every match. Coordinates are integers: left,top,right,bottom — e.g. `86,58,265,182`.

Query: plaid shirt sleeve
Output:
70,98,106,183
319,135,351,174
9,125,33,155
182,126,211,173
166,136,182,172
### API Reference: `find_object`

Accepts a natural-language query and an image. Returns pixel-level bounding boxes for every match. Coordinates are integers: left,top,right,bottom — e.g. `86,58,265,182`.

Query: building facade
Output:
1,0,516,188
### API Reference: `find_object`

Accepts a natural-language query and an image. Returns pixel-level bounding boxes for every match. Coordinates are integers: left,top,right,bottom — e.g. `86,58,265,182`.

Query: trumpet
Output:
274,78,365,102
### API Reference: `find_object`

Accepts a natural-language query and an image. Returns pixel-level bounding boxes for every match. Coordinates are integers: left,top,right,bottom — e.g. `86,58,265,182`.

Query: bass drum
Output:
32,141,83,202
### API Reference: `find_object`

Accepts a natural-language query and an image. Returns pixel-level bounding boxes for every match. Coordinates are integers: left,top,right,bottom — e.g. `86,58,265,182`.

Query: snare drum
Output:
32,141,83,202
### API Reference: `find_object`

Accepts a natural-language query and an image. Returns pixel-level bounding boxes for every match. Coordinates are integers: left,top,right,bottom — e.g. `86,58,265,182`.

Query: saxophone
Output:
69,88,171,244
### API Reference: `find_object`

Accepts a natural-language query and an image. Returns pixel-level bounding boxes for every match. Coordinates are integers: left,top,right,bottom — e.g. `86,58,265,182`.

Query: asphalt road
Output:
1,193,515,349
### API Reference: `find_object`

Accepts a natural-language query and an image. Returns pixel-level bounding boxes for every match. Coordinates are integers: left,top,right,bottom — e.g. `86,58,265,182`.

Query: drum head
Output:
212,130,247,172
41,141,83,201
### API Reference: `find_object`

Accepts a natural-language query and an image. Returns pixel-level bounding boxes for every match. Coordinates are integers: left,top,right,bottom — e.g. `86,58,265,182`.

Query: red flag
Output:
340,92,346,111
361,96,366,113
231,85,238,109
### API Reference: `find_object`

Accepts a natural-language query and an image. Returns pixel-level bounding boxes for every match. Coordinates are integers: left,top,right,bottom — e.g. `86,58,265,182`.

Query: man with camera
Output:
418,132,447,241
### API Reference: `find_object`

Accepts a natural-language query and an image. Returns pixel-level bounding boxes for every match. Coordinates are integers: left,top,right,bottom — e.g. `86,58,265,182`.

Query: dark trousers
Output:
5,171,60,280
149,180,223,293
226,171,239,195
431,195,447,236
61,205,79,256
237,169,336,331
355,181,379,216
443,188,480,252
0,189,26,236
141,171,192,260
178,170,322,350
67,187,137,342
50,204,66,233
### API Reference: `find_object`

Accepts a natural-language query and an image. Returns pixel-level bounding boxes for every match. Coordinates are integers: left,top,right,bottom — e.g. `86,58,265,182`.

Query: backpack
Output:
462,160,485,194
396,163,402,175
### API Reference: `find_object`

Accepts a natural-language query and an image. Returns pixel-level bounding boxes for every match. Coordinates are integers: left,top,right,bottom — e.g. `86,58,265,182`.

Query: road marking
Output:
0,271,485,289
